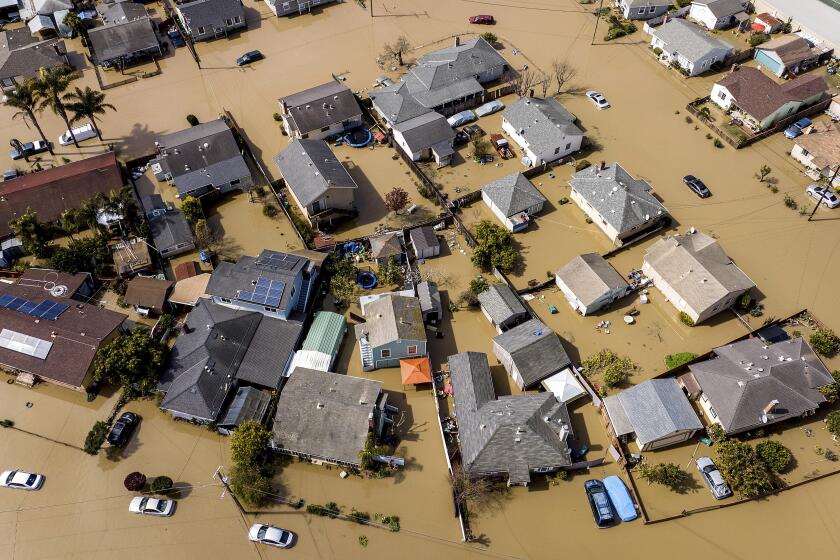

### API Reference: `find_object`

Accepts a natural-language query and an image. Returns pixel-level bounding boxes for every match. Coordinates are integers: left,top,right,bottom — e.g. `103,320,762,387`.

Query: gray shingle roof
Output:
218,386,271,429
493,319,571,388
271,368,383,466
369,232,403,260
88,8,159,63
481,172,547,217
603,379,702,446
149,210,194,253
449,351,572,484
176,0,245,31
503,97,582,156
556,253,628,309
274,139,358,207
477,283,528,326
651,19,733,62
0,29,67,81
644,231,754,315
626,0,671,6
699,0,746,19
392,111,455,153
686,337,833,434
416,281,441,317
279,80,362,136
409,226,438,254
368,83,430,125
570,162,668,235
355,294,426,348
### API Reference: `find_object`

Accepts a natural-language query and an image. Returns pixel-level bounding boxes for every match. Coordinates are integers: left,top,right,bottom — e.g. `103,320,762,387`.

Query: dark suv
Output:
107,412,140,447
584,479,615,528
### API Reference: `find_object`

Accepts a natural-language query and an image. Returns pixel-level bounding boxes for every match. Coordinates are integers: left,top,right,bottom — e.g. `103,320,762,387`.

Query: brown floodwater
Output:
4,0,840,558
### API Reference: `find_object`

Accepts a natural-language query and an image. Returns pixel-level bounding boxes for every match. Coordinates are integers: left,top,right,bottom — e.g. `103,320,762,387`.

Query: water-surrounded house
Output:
354,294,426,371
87,1,162,69
649,19,734,76
790,122,840,188
416,281,442,324
754,35,829,78
264,0,338,17
409,225,440,259
175,0,246,42
616,0,672,20
0,28,70,90
278,79,363,140
477,283,529,333
689,0,749,30
493,318,571,390
481,172,547,232
555,253,630,315
123,276,173,316
501,97,583,166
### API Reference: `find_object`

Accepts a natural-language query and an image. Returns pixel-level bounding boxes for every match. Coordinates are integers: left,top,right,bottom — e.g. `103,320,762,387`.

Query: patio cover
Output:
28,15,55,35
168,273,210,306
541,367,586,404
400,357,431,385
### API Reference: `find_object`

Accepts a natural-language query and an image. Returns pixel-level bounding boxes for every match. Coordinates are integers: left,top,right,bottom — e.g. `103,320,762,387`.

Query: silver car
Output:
447,110,477,128
249,524,295,548
129,496,176,516
806,184,840,209
696,456,732,499
474,100,505,117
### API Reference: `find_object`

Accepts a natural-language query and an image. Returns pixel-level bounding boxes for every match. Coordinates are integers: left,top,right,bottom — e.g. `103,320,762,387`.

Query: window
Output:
233,16,240,23
638,7,645,15
381,349,391,358
221,298,232,303
800,148,810,157
282,2,290,9
407,345,418,354
291,287,295,298
565,142,571,150
554,147,560,155
534,466,553,473
197,26,205,34
320,125,330,132
718,90,726,100
708,406,718,419
264,306,275,312
230,178,240,186
301,133,309,139
225,18,233,25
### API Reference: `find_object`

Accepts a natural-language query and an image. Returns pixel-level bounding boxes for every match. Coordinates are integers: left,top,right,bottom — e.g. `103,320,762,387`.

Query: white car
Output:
58,122,96,145
446,110,477,128
474,100,505,117
129,496,176,516
1,470,44,490
585,91,610,109
806,184,840,209
248,524,295,548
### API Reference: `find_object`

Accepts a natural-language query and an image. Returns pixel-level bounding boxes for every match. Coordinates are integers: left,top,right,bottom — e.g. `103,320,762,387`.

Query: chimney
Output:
599,160,606,170
368,411,375,429
763,400,779,415
529,88,534,98
454,36,460,47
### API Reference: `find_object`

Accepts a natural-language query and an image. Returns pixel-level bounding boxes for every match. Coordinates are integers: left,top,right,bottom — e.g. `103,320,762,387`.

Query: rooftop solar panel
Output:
0,294,14,307
6,297,28,311
18,300,38,314
40,302,69,321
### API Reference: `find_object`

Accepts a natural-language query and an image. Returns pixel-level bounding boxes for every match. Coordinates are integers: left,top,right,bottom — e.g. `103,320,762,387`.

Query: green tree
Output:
469,277,489,296
150,476,174,494
810,328,840,357
63,86,116,141
105,187,141,235
755,440,792,474
715,439,774,498
34,65,78,146
378,256,404,287
637,462,689,491
678,312,695,326
664,352,698,369
194,218,213,249
755,165,772,182
9,209,52,258
582,349,637,388
471,137,491,160
93,327,168,393
358,432,388,472
825,410,840,436
228,463,271,508
180,195,204,223
84,421,109,455
230,420,271,467
480,32,497,44
49,245,89,274
4,79,52,153
818,370,840,403
62,11,86,39
471,220,518,273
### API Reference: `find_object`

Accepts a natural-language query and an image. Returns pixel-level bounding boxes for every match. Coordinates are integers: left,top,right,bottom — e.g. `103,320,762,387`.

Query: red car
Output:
469,15,495,25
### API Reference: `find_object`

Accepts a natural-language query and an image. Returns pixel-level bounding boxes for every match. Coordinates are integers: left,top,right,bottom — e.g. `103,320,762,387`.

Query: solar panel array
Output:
0,294,70,321
256,251,300,272
236,277,285,308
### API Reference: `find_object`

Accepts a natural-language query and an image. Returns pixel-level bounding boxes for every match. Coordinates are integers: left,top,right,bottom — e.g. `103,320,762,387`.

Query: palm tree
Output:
34,65,78,147
4,80,53,154
63,86,116,141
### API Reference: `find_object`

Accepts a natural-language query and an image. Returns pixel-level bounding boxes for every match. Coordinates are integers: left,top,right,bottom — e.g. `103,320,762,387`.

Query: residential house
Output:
478,283,529,333
17,268,95,301
123,276,173,316
391,111,456,167
603,379,703,451
502,97,583,166
87,2,162,68
642,230,755,324
174,0,246,42
273,138,358,227
289,310,346,373
369,232,404,265
790,122,840,188
616,0,672,21
0,281,126,391
569,162,669,246
753,12,784,34
449,351,573,486
409,225,440,259
754,35,830,77
555,253,630,315
206,249,319,320
148,209,196,258
157,299,303,423
650,19,734,76
354,294,426,371
269,368,394,468
19,0,73,38
481,172,547,232
278,79,363,140
0,28,70,90
0,239,24,269
689,0,749,30
0,152,124,240
679,336,834,435
110,238,152,277
416,281,442,324
151,119,254,199
264,0,338,17
711,66,829,131
492,318,571,390
217,386,272,436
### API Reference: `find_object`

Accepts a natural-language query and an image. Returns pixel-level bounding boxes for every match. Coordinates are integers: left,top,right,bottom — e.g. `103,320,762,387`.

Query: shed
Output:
168,273,211,307
541,367,587,405
555,253,629,315
477,283,529,332
369,232,404,265
123,276,173,315
416,281,442,323
409,226,440,259
174,261,202,281
217,386,271,436
299,311,346,371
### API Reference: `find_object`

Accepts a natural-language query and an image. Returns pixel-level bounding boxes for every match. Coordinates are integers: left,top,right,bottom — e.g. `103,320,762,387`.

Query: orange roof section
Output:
400,357,432,385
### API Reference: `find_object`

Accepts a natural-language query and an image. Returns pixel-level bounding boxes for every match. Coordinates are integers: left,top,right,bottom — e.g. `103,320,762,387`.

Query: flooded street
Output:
3,0,840,558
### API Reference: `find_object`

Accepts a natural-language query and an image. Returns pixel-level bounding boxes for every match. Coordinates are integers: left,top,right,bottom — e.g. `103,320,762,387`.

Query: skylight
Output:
0,329,53,360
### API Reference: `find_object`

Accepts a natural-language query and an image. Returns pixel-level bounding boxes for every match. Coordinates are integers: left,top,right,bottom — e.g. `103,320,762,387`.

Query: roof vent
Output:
737,381,745,386
480,424,486,430
514,437,521,443
317,402,324,409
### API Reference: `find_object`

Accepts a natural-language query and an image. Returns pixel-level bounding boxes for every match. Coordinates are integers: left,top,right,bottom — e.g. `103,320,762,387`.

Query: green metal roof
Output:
301,311,347,357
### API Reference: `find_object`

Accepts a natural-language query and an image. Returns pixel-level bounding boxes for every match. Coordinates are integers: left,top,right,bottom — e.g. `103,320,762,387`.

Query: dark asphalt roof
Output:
279,80,362,136
274,138,358,207
493,319,571,388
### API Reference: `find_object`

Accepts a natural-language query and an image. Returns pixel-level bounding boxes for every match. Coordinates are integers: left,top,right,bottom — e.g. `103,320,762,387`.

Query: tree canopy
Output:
715,439,774,498
9,209,52,258
93,327,168,393
471,220,518,273
230,420,272,467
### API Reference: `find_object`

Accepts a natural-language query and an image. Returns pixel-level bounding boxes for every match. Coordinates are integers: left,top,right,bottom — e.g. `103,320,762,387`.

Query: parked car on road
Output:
783,117,812,139
129,496,175,516
584,479,615,527
1,470,44,491
107,411,140,447
806,184,840,208
469,15,495,25
585,91,610,109
58,123,96,145
447,110,477,128
10,140,50,160
683,174,711,198
2,169,19,181
475,100,505,117
236,50,264,66
696,456,732,499
249,524,295,548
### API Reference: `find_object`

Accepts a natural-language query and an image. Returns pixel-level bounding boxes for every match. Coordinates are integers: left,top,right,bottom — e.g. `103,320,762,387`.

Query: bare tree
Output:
538,73,551,97
551,59,578,94
513,69,539,98
383,35,411,66
449,463,506,513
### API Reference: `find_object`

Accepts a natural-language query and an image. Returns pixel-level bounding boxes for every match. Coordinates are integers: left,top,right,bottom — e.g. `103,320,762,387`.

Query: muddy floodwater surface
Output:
3,0,840,558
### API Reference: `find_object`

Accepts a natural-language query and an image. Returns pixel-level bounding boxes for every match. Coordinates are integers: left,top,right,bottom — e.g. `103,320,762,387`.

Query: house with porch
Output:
616,0,672,21
0,28,70,90
278,79,363,141
689,0,749,30
174,0,247,42
264,0,338,17
790,122,840,188
555,253,630,316
87,2,162,69
649,18,734,76
493,318,571,390
502,97,583,166
354,294,426,371
481,172,547,232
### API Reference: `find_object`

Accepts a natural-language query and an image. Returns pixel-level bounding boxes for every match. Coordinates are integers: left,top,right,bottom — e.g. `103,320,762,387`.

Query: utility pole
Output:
808,165,840,221
591,0,605,45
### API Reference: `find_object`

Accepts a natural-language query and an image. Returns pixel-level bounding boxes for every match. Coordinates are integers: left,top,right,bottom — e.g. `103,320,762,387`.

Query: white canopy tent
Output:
541,367,586,404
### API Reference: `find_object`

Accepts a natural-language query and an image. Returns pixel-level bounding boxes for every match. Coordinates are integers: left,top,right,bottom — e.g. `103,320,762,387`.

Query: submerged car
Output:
584,479,615,528
683,174,711,198
469,15,495,25
1,470,44,491
248,524,295,548
58,123,96,146
585,90,610,109
783,117,812,139
107,411,140,447
236,50,264,66
10,140,50,160
806,184,840,208
447,110,477,128
474,100,505,117
696,456,732,500
129,496,175,516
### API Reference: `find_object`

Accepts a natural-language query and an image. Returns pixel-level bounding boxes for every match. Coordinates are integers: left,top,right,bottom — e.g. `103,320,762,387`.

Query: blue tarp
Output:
602,476,637,522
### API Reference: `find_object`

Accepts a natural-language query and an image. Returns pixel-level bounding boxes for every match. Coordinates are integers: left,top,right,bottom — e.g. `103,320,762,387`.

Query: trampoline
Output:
344,128,373,148
357,271,377,289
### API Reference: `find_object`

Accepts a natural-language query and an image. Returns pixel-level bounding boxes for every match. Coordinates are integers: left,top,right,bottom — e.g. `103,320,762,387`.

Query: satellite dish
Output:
50,285,68,297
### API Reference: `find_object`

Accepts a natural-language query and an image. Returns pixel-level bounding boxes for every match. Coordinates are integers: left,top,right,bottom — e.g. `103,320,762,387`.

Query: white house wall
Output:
569,188,622,243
